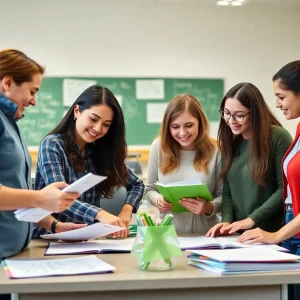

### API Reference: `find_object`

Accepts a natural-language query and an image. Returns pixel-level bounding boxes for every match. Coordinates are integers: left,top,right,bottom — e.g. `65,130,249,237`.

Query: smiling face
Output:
224,97,251,139
169,110,199,150
74,104,114,149
1,73,42,119
273,79,300,120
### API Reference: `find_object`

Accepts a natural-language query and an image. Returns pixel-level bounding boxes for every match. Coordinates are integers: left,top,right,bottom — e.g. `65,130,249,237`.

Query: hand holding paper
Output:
39,181,80,212
15,173,106,223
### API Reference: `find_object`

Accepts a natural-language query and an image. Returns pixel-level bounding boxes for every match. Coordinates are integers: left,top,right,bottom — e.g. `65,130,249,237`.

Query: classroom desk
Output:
0,240,297,300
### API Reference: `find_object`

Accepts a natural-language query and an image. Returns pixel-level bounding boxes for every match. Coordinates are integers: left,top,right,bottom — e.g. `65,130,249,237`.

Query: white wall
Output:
1,0,299,139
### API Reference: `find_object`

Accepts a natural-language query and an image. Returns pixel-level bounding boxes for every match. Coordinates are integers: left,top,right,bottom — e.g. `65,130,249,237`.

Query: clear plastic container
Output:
132,224,181,271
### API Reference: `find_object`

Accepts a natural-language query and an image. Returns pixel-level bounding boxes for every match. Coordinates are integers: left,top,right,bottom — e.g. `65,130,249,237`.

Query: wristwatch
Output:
51,220,59,233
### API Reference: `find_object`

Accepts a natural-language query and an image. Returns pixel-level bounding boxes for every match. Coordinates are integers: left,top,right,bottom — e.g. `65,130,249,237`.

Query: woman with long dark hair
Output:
33,85,144,238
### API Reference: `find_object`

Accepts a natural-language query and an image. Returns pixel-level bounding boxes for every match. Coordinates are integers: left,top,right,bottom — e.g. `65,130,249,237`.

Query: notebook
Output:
15,173,107,223
45,239,135,255
154,179,213,213
178,236,288,251
187,247,300,275
2,255,115,279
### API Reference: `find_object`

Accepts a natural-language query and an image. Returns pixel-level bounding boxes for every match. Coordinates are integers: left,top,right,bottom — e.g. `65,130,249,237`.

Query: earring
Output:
74,116,77,121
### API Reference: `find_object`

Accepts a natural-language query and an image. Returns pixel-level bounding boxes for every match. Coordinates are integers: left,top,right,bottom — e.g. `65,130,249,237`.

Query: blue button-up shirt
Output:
0,95,32,260
33,134,144,238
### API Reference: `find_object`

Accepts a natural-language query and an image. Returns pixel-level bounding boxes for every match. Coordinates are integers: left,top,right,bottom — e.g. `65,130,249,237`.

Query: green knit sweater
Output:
221,126,293,232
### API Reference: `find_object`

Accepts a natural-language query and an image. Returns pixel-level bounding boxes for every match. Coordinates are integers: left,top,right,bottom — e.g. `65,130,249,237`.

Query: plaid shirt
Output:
33,134,144,238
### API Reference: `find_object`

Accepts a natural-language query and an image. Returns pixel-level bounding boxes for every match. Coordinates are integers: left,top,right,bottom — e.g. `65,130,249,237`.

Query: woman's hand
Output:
222,217,255,234
117,204,134,238
238,228,279,244
96,210,127,238
39,182,80,212
55,222,87,233
157,197,173,212
206,222,231,237
179,197,213,215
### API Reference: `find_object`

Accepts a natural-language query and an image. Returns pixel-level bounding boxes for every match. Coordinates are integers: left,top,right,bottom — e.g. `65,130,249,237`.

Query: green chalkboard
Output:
18,77,223,146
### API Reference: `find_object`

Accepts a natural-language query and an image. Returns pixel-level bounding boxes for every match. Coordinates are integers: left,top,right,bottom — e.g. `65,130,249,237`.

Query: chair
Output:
100,187,127,216
125,153,143,176
125,160,143,176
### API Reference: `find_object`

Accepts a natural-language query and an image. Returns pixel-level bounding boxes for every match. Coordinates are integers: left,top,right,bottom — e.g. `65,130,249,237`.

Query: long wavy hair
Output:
218,82,281,186
160,94,215,174
48,85,128,198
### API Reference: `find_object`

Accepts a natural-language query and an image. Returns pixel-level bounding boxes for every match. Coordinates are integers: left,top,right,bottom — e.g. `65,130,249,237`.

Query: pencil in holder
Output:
131,224,182,271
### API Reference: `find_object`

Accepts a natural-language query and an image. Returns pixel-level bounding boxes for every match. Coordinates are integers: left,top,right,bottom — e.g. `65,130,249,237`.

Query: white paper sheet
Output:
14,173,106,223
136,79,164,100
115,95,123,107
63,78,97,106
2,255,115,278
40,223,125,241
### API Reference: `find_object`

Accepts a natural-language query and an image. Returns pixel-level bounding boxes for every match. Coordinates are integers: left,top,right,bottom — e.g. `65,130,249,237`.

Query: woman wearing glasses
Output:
207,82,292,237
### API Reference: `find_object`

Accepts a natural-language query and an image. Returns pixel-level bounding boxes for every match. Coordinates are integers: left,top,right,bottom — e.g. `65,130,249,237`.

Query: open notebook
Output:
45,239,135,255
178,236,288,252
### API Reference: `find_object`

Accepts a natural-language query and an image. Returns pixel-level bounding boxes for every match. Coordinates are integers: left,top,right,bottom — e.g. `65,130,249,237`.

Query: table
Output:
0,240,298,300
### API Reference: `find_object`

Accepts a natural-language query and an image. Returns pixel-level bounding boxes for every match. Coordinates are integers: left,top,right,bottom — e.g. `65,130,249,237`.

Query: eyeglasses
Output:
219,110,251,123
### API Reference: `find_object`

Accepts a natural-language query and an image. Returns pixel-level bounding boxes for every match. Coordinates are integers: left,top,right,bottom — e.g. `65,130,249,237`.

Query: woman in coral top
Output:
239,61,300,299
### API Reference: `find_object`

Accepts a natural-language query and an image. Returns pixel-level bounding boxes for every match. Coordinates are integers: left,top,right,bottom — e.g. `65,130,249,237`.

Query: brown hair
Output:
0,49,45,84
218,82,281,186
160,94,215,174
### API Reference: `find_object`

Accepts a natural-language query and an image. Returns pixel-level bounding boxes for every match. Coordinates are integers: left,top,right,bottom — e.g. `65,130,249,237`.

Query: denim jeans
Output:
282,209,300,300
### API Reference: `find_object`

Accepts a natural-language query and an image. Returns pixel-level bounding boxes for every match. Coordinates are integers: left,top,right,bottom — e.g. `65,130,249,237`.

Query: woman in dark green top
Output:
207,82,292,237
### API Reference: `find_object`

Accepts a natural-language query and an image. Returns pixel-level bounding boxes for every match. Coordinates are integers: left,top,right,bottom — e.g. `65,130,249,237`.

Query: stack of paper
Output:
187,247,300,275
45,239,134,255
2,255,115,279
178,236,288,251
154,179,213,213
14,173,107,222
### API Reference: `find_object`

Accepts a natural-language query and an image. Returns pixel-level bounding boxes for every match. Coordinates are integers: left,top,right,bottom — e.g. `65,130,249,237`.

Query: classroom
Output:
0,0,300,299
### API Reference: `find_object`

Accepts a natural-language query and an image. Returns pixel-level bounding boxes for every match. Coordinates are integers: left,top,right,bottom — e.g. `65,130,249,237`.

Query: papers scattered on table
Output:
45,239,135,255
41,223,125,241
2,255,115,279
178,236,288,252
14,173,106,222
187,247,300,275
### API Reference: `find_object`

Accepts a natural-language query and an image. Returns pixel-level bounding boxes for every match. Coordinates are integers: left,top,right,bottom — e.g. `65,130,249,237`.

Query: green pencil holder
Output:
131,224,182,271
